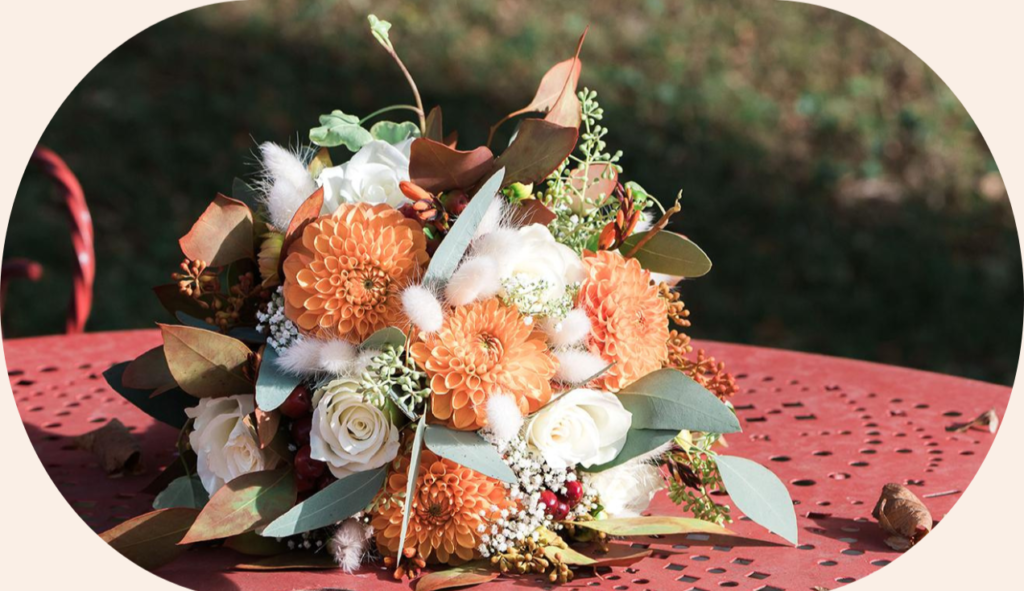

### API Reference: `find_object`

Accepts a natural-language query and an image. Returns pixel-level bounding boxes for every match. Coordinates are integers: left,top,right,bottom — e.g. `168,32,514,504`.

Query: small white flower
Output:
317,139,412,211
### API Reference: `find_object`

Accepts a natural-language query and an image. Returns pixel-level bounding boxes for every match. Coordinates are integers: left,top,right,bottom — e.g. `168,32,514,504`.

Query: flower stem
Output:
359,104,424,125
386,48,427,135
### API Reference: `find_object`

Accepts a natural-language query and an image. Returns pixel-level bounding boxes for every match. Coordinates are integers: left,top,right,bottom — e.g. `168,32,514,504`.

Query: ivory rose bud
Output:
586,462,666,517
185,395,281,494
524,388,631,469
317,139,412,212
310,377,400,479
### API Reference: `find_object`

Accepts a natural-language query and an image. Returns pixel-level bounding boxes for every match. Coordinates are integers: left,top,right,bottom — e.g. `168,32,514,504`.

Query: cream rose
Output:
587,462,666,518
185,395,280,494
476,224,585,317
525,388,631,469
317,139,412,212
310,377,400,479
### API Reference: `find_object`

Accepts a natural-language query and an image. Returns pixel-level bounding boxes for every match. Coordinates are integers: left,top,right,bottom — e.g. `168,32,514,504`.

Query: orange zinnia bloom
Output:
410,298,557,430
282,203,428,342
579,250,669,391
372,449,514,565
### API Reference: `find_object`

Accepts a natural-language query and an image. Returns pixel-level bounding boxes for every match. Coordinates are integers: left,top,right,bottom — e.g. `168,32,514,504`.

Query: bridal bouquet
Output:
101,17,796,588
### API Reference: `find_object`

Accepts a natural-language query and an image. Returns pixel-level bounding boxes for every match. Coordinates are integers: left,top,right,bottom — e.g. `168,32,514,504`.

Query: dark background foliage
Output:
6,0,1021,384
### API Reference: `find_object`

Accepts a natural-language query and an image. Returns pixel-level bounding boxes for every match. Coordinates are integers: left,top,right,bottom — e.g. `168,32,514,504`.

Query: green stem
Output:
387,48,427,135
359,104,424,125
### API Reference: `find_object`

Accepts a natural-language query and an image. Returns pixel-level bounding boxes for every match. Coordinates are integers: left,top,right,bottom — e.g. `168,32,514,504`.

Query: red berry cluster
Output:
279,384,334,496
539,480,584,521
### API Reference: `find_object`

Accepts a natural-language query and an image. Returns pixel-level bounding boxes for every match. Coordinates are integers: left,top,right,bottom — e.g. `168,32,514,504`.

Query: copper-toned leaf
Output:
569,163,618,207
153,283,210,321
123,346,176,395
180,469,296,544
279,186,325,267
234,551,339,571
514,199,557,227
570,516,732,537
544,28,588,129
254,407,280,449
409,138,494,193
492,119,578,187
416,561,497,591
584,544,653,567
873,483,933,552
224,531,289,557
160,324,254,398
74,418,142,475
100,508,199,571
179,194,254,267
424,106,444,142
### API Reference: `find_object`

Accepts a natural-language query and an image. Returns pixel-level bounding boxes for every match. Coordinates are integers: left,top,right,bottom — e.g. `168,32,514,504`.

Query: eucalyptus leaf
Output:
422,168,505,285
424,425,517,484
153,475,209,510
103,362,196,429
180,469,296,544
621,231,712,278
370,120,420,144
617,369,741,434
310,110,373,151
715,455,799,545
359,327,407,352
256,347,300,412
586,428,678,472
570,516,732,537
398,414,427,566
261,468,385,537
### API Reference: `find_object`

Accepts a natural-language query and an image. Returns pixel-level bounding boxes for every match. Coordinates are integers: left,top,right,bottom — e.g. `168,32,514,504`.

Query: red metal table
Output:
4,330,1010,591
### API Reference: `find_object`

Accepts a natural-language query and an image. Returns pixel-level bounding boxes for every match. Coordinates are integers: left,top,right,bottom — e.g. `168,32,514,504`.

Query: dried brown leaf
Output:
179,194,254,267
872,483,933,552
946,408,999,433
409,139,494,193
74,418,143,475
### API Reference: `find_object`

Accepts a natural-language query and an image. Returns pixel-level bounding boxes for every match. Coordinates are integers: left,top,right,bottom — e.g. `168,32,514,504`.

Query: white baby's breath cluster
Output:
475,433,597,558
500,276,579,321
256,286,299,352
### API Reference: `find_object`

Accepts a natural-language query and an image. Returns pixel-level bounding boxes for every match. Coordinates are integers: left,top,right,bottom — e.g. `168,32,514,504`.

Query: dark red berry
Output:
279,384,312,419
291,415,313,447
443,191,470,216
551,499,570,521
398,203,420,221
539,490,559,515
296,472,317,494
564,480,584,506
317,472,336,491
294,445,325,480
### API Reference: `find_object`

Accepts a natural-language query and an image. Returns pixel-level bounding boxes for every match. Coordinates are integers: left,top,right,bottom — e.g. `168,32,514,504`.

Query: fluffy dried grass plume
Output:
401,284,445,334
282,203,428,342
258,142,317,232
484,393,523,444
329,517,373,572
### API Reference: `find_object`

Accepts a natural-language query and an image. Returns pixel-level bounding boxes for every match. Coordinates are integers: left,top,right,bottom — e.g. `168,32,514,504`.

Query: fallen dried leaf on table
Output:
74,418,143,475
946,408,999,433
872,483,933,551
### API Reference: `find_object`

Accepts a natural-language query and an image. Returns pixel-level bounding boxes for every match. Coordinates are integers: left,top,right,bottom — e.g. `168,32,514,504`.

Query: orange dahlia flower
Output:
410,298,557,430
372,449,513,565
282,203,428,342
580,250,669,391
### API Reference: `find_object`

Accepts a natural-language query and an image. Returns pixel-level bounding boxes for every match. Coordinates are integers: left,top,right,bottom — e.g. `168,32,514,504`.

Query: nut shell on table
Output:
872,483,933,551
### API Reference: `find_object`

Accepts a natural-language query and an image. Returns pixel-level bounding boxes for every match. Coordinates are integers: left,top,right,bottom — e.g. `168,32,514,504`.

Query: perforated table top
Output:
5,330,1010,591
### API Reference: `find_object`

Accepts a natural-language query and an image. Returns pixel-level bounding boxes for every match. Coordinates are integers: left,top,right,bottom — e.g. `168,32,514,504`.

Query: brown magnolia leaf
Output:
179,194,254,267
872,483,933,552
409,138,494,193
424,106,444,142
307,147,333,177
160,323,254,398
416,561,497,591
153,283,210,320
74,418,142,475
489,28,588,144
234,551,339,571
279,186,325,272
513,199,558,227
100,508,199,571
492,119,578,187
946,408,999,433
123,346,177,395
254,407,281,449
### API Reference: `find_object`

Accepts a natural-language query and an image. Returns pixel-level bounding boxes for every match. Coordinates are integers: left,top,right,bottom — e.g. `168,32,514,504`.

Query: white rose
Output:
476,224,585,317
185,395,280,494
525,388,631,469
317,139,413,212
310,377,400,479
586,462,666,518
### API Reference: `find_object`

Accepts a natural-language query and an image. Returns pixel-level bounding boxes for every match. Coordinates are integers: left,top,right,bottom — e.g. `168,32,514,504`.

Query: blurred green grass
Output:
6,0,1020,384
